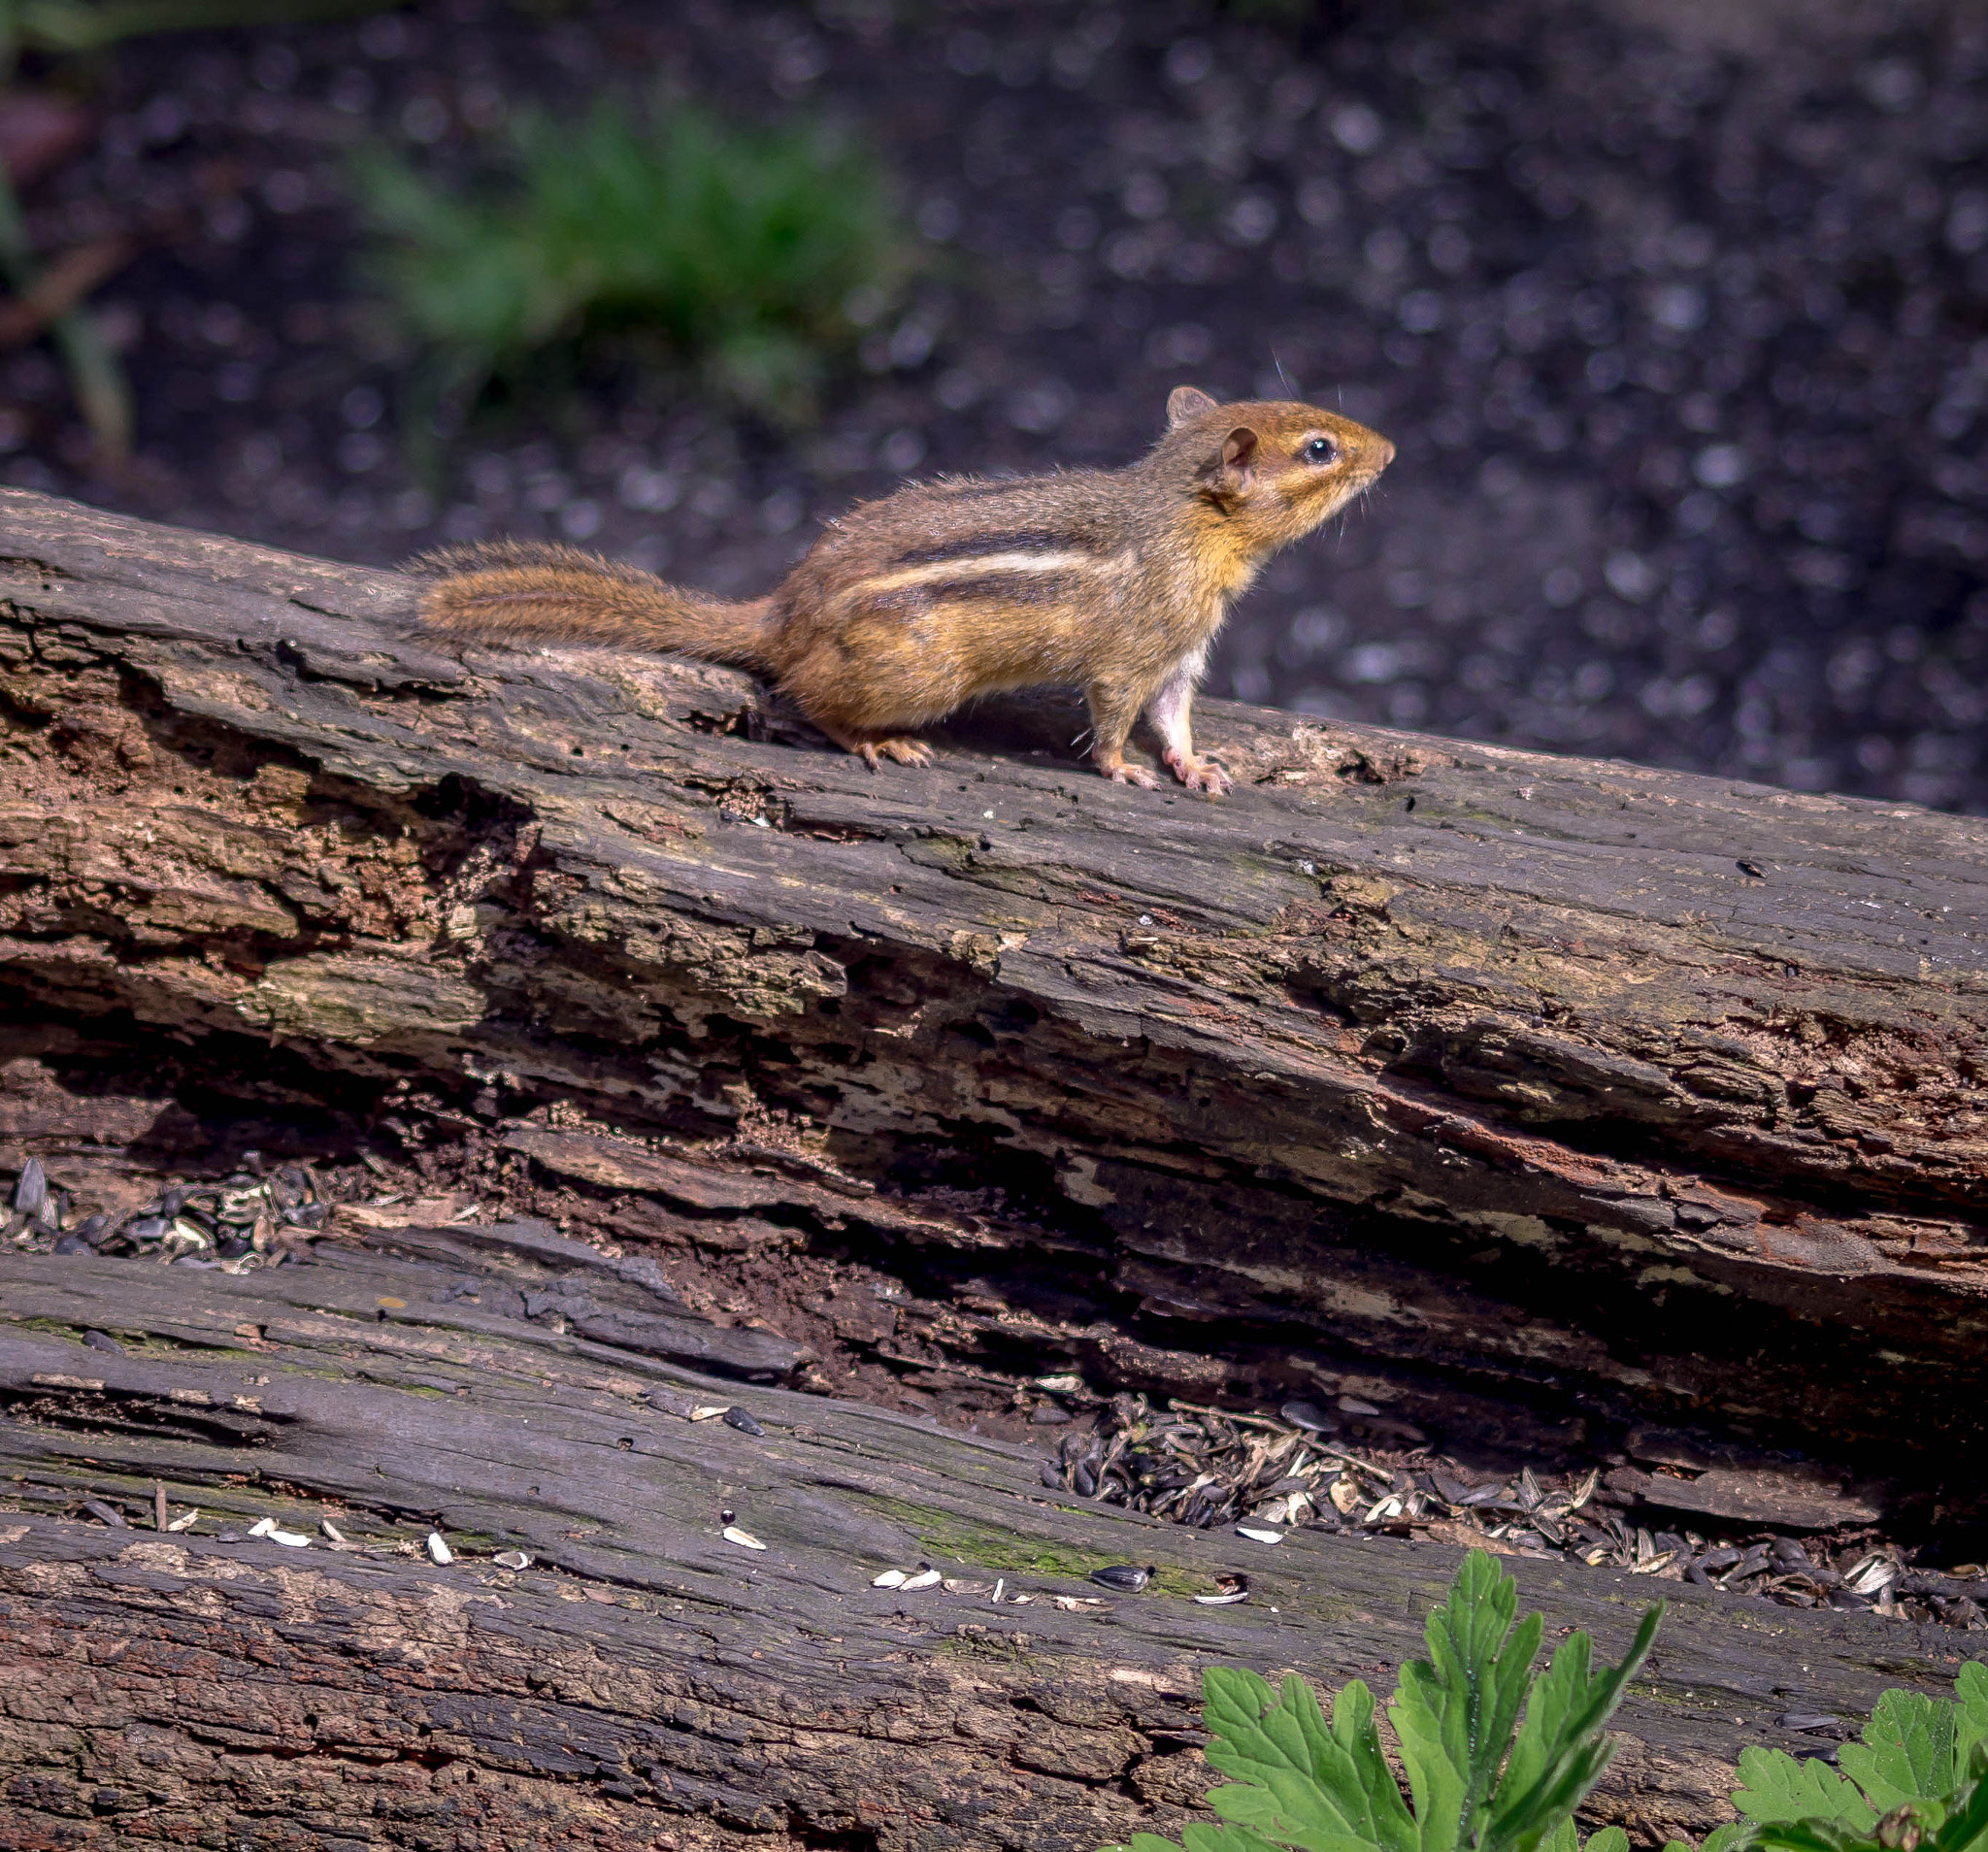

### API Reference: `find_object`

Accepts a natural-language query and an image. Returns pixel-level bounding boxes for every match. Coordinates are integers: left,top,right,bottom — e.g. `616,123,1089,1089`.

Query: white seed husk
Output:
871,1569,907,1588
426,1531,453,1565
722,1526,767,1550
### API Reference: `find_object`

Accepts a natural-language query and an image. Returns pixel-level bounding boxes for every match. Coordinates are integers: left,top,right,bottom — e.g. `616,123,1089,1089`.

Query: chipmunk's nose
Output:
1375,436,1397,470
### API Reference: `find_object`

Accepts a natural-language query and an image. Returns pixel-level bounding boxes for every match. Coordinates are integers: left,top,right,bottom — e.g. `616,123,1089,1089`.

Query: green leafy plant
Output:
1673,1664,1988,1852
1110,1550,1988,1852
355,93,912,427
1108,1551,1662,1852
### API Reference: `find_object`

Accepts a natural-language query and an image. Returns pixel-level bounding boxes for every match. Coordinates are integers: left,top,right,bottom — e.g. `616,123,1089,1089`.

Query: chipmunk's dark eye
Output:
1303,436,1339,464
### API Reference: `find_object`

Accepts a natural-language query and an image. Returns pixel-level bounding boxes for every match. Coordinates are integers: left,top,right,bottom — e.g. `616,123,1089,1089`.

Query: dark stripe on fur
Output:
868,572,1081,612
891,529,1094,567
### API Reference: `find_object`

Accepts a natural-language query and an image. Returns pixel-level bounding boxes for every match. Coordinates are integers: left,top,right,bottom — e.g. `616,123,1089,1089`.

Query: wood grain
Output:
2,1234,1979,1852
1,485,1985,1847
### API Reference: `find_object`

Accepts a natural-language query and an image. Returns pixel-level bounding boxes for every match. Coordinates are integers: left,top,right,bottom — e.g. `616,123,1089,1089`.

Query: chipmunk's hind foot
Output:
814,717,936,770
866,736,935,768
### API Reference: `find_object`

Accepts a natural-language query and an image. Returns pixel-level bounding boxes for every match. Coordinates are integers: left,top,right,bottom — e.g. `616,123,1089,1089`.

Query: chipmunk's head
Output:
1158,386,1395,549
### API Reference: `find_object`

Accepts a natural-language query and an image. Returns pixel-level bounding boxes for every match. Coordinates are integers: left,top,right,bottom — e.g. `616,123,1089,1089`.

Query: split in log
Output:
1,487,1986,1845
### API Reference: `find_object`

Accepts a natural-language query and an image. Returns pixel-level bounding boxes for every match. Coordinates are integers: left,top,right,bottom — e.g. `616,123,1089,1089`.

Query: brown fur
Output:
411,387,1394,793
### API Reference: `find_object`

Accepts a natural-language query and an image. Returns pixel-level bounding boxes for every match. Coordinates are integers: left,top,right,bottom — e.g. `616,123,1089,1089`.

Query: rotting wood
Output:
1,487,1986,1848
0,487,1983,1495
1,1230,1981,1852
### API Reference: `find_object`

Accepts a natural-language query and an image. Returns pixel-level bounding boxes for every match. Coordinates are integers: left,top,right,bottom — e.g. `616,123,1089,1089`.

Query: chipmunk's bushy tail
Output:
409,541,776,673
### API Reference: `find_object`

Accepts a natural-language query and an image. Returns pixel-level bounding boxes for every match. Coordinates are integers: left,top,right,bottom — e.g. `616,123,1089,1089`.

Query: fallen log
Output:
0,486,1984,1846
0,1226,1979,1852
1,487,1983,1478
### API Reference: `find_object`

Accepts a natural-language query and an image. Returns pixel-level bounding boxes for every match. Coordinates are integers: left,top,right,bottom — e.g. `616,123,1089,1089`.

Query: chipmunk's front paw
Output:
1106,760,1162,790
1166,749,1233,797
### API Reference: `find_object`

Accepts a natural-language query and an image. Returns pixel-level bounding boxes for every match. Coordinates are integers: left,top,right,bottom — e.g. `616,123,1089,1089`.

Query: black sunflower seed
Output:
82,1331,124,1354
1088,1564,1154,1592
722,1407,765,1436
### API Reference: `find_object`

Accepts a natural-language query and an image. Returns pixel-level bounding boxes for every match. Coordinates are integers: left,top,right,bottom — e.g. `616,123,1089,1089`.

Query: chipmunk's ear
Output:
1202,424,1260,498
1167,385,1219,428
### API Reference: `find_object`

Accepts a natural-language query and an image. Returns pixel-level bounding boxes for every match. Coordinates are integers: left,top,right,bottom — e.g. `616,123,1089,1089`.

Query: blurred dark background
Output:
4,0,1985,809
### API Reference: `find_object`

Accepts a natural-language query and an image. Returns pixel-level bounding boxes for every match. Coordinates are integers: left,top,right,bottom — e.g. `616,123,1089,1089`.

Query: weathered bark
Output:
1,487,1984,1480
1,1225,1980,1852
2,488,1987,1846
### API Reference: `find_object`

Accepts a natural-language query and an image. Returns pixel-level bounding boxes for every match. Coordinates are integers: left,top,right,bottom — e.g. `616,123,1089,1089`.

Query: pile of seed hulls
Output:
5,1156,328,1271
1046,1398,1986,1634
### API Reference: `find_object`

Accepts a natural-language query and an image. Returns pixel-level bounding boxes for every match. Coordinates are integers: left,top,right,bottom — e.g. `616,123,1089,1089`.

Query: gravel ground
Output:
10,0,1987,809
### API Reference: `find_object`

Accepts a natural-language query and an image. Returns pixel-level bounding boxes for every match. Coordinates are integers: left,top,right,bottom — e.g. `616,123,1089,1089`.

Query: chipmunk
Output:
413,386,1393,796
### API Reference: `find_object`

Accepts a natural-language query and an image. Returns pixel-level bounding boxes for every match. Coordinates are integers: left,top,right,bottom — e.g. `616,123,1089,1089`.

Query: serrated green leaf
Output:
1957,1666,1988,1769
1840,1692,1959,1811
1182,1823,1290,1852
1203,1669,1398,1852
1731,1746,1878,1833
1745,1822,1880,1852
1933,1741,1988,1852
1486,1603,1663,1852
1330,1680,1418,1852
1392,1654,1474,1852
1502,1631,1595,1810
1702,1825,1748,1852
1583,1828,1631,1852
1389,1552,1541,1852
